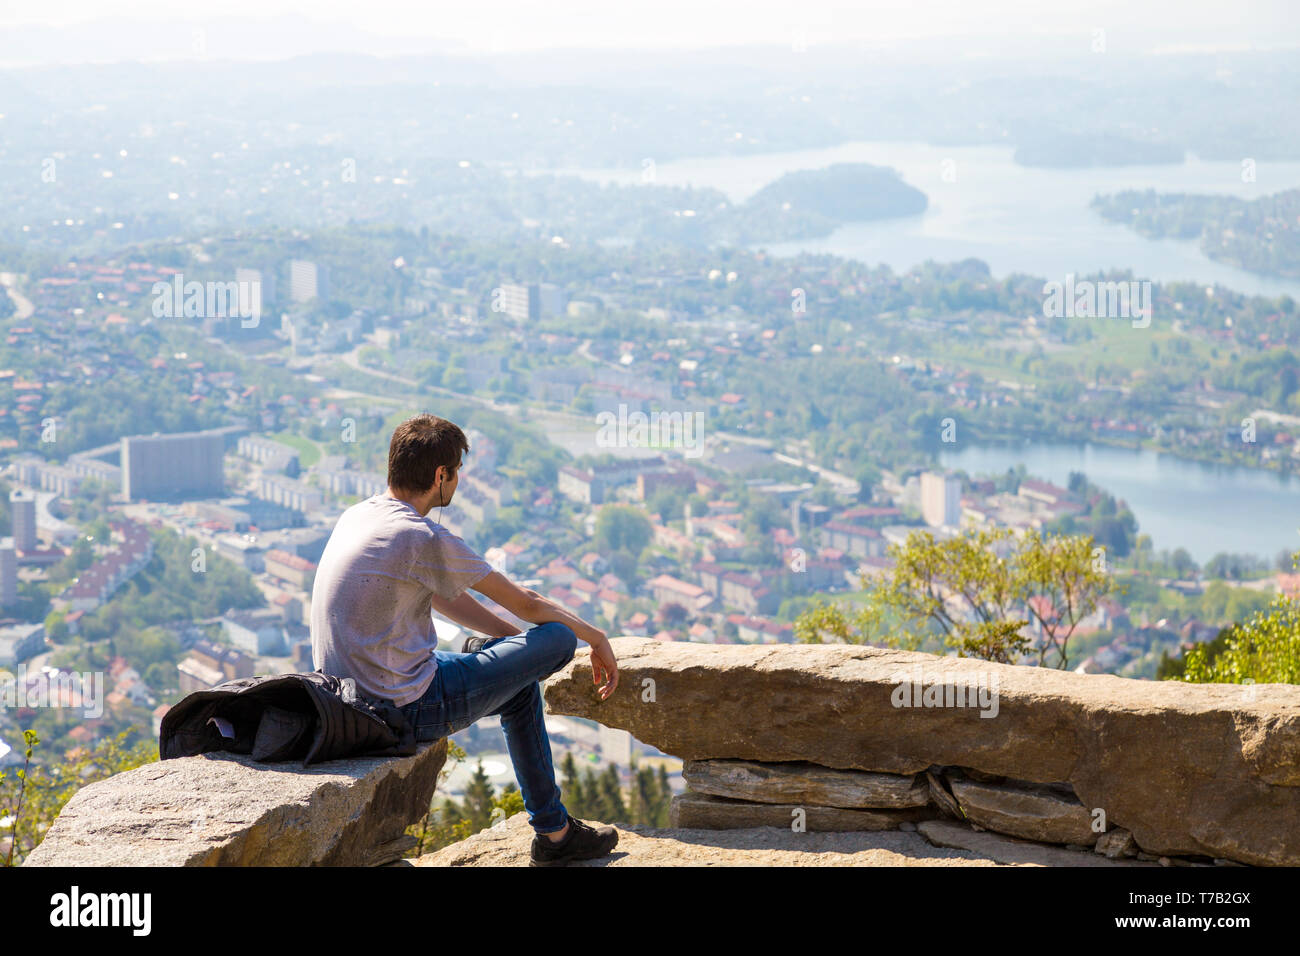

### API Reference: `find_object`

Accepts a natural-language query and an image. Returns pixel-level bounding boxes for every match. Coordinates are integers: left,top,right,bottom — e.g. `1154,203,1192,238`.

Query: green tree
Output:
461,761,497,832
659,602,689,627
795,527,1111,668
594,764,627,823
647,486,684,524
1158,627,1232,680
594,505,652,556
408,741,527,855
609,548,640,588
0,730,38,867
1,729,156,865
1171,548,1199,578
627,763,671,827
1014,531,1114,669
44,610,69,644
560,750,588,818
1180,560,1300,685
655,765,672,826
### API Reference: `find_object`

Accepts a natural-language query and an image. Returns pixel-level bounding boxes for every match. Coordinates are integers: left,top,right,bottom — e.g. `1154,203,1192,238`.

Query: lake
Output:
548,141,1300,299
938,441,1300,563
547,144,1300,559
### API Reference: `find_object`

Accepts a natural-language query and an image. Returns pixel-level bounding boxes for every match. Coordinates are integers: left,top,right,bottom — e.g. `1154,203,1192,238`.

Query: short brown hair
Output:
387,414,469,494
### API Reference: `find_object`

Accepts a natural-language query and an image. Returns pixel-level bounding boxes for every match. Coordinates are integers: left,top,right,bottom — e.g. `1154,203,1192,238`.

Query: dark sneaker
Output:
530,816,619,867
462,635,491,654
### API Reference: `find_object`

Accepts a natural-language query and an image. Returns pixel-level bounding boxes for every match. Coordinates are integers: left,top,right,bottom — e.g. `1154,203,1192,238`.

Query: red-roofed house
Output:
264,549,316,589
647,574,713,612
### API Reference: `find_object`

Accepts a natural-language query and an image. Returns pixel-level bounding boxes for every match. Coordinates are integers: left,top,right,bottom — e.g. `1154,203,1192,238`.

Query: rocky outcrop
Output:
414,810,1139,867
543,638,1300,866
1095,826,1139,859
683,758,929,808
27,636,1299,868
24,739,447,867
948,777,1098,846
916,821,1158,867
670,791,934,830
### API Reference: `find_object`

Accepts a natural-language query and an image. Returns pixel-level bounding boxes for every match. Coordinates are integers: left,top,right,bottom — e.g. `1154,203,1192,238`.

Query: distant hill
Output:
1014,132,1184,168
1092,187,1300,278
744,163,928,222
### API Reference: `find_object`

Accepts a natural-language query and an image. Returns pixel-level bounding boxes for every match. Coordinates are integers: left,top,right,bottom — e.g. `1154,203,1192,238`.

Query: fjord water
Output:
553,141,1300,298
939,442,1300,563
556,144,1300,559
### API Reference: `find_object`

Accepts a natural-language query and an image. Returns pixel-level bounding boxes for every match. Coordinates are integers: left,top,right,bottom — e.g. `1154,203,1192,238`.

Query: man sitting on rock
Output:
310,413,621,866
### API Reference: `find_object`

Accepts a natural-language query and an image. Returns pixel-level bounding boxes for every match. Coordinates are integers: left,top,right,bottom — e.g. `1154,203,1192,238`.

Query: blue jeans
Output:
399,621,578,834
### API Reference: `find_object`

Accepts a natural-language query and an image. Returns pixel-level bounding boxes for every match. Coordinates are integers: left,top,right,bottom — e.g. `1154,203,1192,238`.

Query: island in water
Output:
748,162,926,219
1092,187,1300,279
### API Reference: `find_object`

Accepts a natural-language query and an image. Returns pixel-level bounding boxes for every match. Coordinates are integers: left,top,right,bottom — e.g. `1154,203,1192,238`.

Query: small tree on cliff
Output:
593,764,627,823
560,750,590,818
461,760,497,832
1178,550,1300,685
0,729,155,865
794,527,1111,669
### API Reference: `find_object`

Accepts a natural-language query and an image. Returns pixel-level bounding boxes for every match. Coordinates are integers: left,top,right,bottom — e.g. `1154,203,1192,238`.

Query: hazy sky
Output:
2,0,1297,54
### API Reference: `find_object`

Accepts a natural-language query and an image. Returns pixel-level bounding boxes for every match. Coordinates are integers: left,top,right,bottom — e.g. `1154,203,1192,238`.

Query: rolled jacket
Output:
159,670,417,766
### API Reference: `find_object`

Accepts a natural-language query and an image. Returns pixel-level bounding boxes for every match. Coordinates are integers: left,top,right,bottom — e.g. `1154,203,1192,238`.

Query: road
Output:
251,337,862,488
332,343,596,432
0,273,34,320
773,451,862,497
334,345,522,416
713,429,861,496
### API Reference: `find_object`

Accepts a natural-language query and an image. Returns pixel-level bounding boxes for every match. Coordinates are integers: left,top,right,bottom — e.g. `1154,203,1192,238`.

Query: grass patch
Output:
272,432,323,468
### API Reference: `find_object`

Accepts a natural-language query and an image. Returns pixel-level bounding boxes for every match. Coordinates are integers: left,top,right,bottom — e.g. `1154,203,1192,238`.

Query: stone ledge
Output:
414,812,1154,867
670,791,935,830
683,758,930,808
917,820,1163,867
24,738,447,867
543,637,1300,865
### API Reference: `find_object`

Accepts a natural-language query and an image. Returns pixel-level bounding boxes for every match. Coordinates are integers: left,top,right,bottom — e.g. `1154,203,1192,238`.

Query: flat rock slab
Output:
683,759,928,808
415,812,1024,867
950,777,1098,846
544,638,1300,865
25,739,447,867
671,791,935,830
917,821,1156,867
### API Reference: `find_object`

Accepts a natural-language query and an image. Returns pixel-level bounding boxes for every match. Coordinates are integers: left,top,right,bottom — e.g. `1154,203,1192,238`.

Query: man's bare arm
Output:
471,571,604,644
428,590,519,639
472,570,619,699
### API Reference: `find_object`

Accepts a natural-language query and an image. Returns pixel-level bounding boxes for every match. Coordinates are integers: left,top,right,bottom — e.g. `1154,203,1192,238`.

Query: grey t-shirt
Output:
310,494,493,707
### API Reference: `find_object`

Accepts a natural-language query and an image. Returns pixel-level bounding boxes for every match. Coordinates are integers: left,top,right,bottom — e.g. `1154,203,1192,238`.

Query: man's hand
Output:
587,634,619,701
471,571,618,697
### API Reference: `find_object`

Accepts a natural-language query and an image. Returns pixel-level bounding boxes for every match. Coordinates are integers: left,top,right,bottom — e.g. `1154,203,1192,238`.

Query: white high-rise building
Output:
9,489,36,553
0,538,15,607
920,471,962,528
234,268,266,322
497,282,539,322
539,282,567,317
121,430,226,501
288,260,327,303
598,724,633,765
